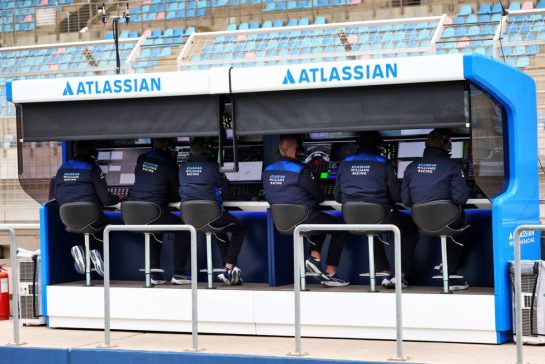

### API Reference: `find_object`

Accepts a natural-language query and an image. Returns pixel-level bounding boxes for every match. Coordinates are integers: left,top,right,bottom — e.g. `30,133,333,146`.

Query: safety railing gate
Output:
291,223,407,361
0,224,40,347
102,224,202,351
513,225,544,364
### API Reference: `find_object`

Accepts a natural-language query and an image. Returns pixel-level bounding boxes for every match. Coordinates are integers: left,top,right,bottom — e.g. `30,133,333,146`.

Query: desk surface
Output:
108,199,491,212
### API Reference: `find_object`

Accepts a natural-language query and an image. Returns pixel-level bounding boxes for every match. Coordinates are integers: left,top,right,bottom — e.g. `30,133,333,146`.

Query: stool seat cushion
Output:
60,202,105,234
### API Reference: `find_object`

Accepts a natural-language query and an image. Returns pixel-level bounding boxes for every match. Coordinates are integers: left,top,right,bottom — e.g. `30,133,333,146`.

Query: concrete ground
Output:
1,320,544,363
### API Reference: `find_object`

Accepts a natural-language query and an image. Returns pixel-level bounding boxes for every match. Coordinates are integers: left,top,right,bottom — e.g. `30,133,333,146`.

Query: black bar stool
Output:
59,202,106,287
269,204,321,290
121,201,165,288
181,200,233,289
411,200,470,294
342,202,390,292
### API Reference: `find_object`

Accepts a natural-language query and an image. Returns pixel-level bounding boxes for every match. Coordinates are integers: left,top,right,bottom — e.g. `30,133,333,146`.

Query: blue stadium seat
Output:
288,18,298,26
226,23,237,31
516,56,530,68
477,3,491,14
458,4,473,16
315,16,326,25
262,20,272,28
273,19,283,27
509,1,521,11
538,0,545,8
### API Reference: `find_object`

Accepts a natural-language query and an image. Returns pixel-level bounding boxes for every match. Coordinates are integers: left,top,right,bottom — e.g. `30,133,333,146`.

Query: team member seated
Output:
179,137,245,286
263,135,349,287
129,138,191,285
54,140,122,277
335,131,418,289
401,129,470,291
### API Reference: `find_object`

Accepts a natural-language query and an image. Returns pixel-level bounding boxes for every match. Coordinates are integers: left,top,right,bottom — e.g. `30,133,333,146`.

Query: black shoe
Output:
305,256,327,282
381,275,408,289
150,273,167,285
322,273,350,287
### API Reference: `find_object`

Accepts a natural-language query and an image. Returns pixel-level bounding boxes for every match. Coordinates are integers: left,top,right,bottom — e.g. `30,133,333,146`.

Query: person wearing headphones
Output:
401,129,470,291
335,131,418,289
263,135,349,287
179,137,245,286
129,138,191,285
55,140,122,277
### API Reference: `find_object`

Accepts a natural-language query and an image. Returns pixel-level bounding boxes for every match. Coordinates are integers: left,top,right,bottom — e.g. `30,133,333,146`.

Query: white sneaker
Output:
171,274,191,285
90,250,104,277
71,245,85,275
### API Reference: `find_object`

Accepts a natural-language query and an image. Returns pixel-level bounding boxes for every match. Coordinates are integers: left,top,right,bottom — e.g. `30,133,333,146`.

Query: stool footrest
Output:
200,268,225,273
139,268,165,273
360,272,390,277
305,273,321,277
432,274,463,279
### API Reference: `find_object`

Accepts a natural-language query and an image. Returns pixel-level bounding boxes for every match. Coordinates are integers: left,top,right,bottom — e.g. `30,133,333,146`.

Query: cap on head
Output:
426,129,452,153
357,131,382,152
73,140,96,159
190,137,206,154
151,138,175,150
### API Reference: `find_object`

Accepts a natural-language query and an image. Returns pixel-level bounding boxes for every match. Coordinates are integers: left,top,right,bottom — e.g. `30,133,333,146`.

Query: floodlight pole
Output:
99,3,130,75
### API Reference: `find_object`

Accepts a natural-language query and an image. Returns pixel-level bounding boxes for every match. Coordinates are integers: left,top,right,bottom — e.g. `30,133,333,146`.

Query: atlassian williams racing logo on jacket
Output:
282,63,398,85
62,77,161,96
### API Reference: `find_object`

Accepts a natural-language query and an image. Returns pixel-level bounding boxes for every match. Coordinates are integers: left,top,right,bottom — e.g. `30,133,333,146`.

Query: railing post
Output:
2,227,24,346
291,224,407,361
101,224,201,351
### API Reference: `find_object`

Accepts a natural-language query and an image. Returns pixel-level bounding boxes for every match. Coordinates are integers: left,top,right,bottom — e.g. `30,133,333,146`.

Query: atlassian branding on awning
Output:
62,77,161,96
282,63,398,85
7,71,211,103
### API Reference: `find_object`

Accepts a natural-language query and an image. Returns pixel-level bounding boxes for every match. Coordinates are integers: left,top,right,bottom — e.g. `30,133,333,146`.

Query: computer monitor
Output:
450,141,464,159
224,161,263,182
397,160,413,179
397,140,465,159
397,141,425,159
96,147,150,186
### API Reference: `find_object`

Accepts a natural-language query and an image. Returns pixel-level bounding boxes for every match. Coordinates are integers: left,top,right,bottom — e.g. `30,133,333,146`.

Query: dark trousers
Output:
443,212,467,275
149,210,190,275
305,211,347,267
382,210,419,275
211,211,245,266
87,214,111,251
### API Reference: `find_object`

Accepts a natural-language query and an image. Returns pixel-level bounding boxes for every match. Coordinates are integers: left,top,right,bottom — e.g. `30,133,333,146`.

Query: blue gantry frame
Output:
464,54,541,342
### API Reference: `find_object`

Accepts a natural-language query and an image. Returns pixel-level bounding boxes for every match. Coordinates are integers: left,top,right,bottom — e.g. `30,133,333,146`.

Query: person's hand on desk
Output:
116,194,127,202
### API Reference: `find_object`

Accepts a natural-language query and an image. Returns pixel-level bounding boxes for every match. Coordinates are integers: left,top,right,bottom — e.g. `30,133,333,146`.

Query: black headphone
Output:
426,129,452,153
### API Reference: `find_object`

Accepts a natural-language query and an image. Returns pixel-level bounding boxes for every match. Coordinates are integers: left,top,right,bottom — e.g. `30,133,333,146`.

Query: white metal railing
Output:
291,223,406,360
0,224,40,346
177,15,443,70
102,224,201,351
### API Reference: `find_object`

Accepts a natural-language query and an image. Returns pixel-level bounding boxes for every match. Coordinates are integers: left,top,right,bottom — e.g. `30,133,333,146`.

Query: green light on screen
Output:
320,172,329,179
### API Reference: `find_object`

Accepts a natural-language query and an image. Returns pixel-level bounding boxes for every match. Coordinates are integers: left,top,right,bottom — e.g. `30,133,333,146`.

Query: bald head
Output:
279,136,298,159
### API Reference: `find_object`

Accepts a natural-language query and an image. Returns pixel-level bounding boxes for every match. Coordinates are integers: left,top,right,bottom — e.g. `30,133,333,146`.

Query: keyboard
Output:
108,186,131,198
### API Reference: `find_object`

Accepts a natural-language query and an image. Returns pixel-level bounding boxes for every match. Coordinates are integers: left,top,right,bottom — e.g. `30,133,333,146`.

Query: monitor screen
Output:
397,160,413,179
96,147,150,186
303,142,332,163
224,161,263,182
397,141,425,159
397,140,464,159
450,141,464,159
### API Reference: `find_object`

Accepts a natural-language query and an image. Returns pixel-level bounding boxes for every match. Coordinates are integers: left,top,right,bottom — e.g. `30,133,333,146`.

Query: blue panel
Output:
40,206,50,320
463,54,541,342
0,347,68,364
70,348,390,364
6,80,12,102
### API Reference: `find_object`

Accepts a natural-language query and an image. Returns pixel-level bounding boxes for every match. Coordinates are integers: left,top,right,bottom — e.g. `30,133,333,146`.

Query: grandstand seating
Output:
0,0,73,33
132,27,192,73
183,17,442,70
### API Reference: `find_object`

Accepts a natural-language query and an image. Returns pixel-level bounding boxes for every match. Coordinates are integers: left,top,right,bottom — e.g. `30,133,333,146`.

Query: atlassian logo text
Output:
282,63,398,85
62,77,161,96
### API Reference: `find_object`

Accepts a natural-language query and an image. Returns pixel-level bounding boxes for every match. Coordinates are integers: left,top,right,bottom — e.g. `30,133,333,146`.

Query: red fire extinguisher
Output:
0,264,9,320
